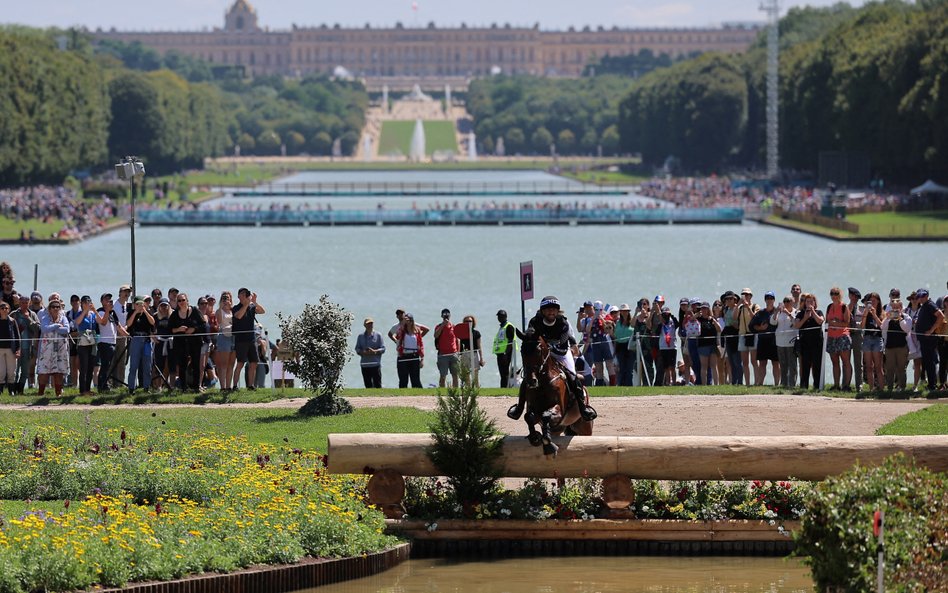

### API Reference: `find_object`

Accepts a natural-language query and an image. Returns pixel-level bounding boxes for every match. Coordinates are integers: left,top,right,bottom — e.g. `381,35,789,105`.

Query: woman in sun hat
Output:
36,296,71,397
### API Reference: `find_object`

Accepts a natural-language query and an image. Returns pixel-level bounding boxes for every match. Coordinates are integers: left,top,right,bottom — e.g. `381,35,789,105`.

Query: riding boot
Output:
571,375,597,421
507,387,526,420
506,402,524,420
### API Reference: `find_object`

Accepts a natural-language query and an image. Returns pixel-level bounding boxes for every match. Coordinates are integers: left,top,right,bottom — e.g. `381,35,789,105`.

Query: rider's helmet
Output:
539,296,560,310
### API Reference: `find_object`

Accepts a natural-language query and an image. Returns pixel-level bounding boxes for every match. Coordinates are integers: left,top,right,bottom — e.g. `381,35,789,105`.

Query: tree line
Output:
0,30,368,185
467,76,627,157
618,0,948,183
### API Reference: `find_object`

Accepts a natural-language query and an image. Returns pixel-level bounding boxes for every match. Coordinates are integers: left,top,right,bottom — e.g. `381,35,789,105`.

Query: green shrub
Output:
276,295,353,417
794,454,947,593
426,379,503,511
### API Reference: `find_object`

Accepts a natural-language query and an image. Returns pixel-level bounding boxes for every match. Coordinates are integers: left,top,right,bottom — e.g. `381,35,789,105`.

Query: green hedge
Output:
794,454,947,593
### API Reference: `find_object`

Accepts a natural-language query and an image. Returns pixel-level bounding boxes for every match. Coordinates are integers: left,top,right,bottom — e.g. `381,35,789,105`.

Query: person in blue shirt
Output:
355,318,386,388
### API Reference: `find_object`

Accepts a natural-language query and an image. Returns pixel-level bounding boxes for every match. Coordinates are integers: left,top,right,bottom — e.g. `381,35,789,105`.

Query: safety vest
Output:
492,322,517,354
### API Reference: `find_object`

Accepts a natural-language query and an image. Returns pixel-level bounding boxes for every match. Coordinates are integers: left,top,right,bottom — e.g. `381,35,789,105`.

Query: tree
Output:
276,296,353,417
237,133,255,153
309,131,333,155
531,127,554,154
255,130,281,155
0,30,110,184
557,129,576,152
600,125,620,156
284,131,306,155
427,380,504,510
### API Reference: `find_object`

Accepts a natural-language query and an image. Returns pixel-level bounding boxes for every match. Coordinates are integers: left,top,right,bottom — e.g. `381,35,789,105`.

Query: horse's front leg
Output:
524,410,542,447
540,409,559,457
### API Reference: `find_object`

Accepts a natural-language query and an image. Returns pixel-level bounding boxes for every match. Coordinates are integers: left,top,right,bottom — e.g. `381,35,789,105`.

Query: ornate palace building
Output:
94,0,760,83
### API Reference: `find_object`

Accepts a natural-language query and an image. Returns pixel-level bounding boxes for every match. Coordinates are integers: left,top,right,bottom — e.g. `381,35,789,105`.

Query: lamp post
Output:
115,156,145,296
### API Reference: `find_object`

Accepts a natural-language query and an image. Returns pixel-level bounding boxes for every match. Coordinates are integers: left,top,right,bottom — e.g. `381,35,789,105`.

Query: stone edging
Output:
96,543,410,593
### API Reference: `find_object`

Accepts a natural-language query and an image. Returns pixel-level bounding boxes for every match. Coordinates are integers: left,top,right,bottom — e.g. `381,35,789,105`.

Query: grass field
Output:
846,210,948,237
377,120,458,156
767,209,948,240
0,406,432,452
561,170,648,185
0,217,73,241
876,403,948,435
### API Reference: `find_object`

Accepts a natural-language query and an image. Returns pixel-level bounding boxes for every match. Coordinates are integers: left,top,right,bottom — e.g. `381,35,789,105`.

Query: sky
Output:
1,0,869,31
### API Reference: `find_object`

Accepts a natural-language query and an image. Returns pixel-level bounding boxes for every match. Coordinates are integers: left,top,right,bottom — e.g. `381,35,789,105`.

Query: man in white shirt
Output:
111,284,132,385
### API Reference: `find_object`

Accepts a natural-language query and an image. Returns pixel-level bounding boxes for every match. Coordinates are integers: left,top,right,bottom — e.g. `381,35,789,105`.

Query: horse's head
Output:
521,332,551,378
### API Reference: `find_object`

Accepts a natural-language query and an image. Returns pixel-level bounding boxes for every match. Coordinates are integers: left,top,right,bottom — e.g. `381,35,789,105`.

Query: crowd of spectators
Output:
0,185,119,241
638,176,905,213
0,262,274,397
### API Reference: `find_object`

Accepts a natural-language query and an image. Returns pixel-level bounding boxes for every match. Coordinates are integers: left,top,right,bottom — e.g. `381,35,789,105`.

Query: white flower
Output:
426,522,438,532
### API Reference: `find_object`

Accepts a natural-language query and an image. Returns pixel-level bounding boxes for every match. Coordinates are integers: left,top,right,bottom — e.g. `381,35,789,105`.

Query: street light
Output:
115,156,145,296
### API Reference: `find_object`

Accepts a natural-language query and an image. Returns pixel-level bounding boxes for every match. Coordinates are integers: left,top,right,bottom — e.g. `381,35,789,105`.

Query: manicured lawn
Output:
846,210,948,237
378,120,457,156
0,217,70,241
0,407,433,452
766,210,948,240
561,170,647,185
876,403,948,435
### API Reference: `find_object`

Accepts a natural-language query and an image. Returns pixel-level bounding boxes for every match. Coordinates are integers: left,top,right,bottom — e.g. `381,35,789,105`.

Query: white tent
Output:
909,179,948,195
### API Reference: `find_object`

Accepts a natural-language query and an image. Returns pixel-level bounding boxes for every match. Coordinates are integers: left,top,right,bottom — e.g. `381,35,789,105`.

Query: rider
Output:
506,296,597,422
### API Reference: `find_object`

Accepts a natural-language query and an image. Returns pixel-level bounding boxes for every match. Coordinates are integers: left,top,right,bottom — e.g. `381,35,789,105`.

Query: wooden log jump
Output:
328,433,948,481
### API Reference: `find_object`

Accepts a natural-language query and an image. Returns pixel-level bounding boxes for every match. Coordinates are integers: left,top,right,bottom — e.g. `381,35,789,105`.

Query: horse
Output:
518,335,593,456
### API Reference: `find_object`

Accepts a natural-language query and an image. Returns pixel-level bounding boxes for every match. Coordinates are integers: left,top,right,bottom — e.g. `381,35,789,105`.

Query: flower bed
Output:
0,427,397,593
403,476,809,524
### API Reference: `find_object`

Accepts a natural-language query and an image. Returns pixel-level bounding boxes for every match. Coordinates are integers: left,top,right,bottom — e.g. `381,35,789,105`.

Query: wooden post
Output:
366,469,406,519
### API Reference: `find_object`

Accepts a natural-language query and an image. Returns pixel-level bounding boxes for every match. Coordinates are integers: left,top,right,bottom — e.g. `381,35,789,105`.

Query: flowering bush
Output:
0,427,397,593
794,454,947,593
404,476,809,523
404,477,601,521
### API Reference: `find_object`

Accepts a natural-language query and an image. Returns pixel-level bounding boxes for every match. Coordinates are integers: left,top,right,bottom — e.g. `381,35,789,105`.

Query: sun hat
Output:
619,303,631,311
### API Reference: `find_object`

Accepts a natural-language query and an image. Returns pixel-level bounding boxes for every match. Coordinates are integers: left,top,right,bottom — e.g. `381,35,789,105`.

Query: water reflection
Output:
299,557,812,593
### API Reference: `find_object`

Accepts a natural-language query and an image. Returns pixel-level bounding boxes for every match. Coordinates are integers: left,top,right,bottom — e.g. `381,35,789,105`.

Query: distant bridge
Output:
226,180,631,197
138,207,744,227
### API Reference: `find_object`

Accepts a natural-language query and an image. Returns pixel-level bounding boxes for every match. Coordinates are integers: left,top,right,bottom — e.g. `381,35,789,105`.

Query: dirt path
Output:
3,394,933,436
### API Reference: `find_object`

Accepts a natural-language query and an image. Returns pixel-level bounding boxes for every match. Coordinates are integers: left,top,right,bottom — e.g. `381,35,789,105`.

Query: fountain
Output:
382,85,389,114
495,136,506,157
363,135,373,163
468,132,477,162
409,119,426,162
331,137,342,158
444,84,452,118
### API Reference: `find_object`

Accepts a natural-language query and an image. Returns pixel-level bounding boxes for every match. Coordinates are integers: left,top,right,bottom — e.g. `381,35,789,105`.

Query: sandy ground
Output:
5,394,934,437
347,394,935,437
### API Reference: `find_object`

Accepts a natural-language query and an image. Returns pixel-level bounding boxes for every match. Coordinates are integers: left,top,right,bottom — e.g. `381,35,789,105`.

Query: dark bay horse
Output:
519,335,593,456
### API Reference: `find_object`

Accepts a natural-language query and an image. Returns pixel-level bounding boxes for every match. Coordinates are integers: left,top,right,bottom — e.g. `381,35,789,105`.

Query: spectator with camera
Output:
793,293,825,390
232,288,265,390
859,292,885,392
881,298,911,392
126,295,155,393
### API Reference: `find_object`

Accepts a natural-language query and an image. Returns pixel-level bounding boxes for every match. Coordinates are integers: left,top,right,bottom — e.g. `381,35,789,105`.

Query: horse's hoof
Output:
507,404,523,420
543,442,559,457
527,432,542,446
